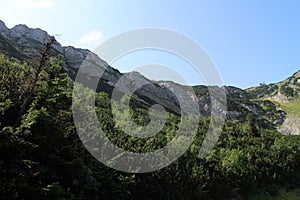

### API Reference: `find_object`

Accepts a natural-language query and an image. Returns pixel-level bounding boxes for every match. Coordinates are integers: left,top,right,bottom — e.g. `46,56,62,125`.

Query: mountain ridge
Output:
0,20,299,135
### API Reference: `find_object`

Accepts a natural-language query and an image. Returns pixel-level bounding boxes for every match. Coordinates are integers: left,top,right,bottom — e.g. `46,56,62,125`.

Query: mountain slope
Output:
247,70,300,134
2,20,300,199
0,20,299,134
247,70,300,101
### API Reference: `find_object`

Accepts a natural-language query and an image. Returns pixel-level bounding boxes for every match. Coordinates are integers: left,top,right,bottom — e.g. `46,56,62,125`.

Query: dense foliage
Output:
1,50,300,200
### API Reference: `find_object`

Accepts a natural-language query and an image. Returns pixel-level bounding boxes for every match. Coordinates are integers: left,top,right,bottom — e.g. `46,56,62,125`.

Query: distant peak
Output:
9,24,50,45
0,20,6,27
12,24,29,30
64,45,91,53
0,20,8,31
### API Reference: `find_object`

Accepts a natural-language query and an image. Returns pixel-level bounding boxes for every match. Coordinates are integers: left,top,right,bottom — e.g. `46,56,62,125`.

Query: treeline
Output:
1,51,300,199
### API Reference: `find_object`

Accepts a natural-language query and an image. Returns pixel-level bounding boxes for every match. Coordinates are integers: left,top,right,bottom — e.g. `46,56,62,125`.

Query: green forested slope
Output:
1,42,300,199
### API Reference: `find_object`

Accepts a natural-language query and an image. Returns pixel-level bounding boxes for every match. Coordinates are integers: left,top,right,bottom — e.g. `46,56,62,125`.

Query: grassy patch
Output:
281,98,300,117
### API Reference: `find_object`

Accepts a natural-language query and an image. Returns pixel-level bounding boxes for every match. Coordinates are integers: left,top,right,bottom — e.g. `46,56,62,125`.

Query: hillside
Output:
247,70,300,134
0,20,296,132
1,20,300,199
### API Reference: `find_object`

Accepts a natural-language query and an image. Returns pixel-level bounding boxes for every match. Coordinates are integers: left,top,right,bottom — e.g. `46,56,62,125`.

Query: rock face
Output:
278,114,300,135
10,24,47,43
0,19,299,132
0,20,9,38
0,22,64,59
0,20,223,118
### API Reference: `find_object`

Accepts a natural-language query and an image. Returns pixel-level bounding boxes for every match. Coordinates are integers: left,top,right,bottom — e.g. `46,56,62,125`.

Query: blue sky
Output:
1,0,300,88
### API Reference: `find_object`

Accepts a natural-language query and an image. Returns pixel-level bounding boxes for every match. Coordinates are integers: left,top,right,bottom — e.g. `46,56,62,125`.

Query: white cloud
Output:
77,30,103,49
13,0,55,9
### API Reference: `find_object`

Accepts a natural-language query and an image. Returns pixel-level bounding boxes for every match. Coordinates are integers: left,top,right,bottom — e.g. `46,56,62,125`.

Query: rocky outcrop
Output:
0,20,9,38
0,21,64,59
278,114,300,135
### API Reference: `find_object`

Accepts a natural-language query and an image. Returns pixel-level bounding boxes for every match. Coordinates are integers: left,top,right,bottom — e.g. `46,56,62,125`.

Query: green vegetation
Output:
280,85,295,98
250,188,300,200
1,39,300,199
246,83,279,99
280,98,300,117
247,70,300,101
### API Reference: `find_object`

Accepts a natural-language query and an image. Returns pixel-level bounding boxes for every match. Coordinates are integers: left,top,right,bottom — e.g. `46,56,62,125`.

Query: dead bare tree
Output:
14,36,57,128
